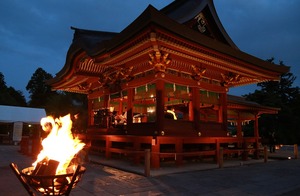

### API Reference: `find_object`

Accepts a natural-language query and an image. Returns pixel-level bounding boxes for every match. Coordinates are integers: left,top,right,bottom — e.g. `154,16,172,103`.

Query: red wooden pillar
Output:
103,94,110,128
156,80,165,134
175,139,183,166
254,113,259,138
118,101,123,115
104,94,109,107
191,87,200,130
237,112,243,148
254,113,260,159
189,101,193,121
151,80,165,168
151,138,160,169
242,139,248,161
236,112,243,139
87,99,93,126
215,138,220,164
105,136,111,159
127,88,133,128
133,138,140,165
220,93,228,131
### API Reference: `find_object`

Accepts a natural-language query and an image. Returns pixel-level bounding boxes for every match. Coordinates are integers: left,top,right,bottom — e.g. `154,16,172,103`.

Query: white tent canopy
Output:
0,105,46,124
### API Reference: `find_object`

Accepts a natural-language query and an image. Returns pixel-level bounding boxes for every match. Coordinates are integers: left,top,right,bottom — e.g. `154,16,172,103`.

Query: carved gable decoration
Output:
161,1,239,49
186,7,225,42
195,13,207,33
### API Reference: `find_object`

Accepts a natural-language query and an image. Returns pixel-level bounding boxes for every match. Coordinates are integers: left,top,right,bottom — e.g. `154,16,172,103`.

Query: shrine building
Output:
48,0,289,168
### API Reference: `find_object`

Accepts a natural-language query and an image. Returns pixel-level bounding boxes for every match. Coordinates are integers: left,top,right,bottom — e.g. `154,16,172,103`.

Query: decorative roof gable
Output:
161,0,238,49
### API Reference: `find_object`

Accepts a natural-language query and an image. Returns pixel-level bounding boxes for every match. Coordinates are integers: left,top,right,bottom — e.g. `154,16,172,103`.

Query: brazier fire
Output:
10,114,86,195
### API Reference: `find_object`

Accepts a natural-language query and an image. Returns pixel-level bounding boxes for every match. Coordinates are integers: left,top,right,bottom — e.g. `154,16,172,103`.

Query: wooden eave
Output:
47,28,118,94
48,3,289,95
227,95,280,115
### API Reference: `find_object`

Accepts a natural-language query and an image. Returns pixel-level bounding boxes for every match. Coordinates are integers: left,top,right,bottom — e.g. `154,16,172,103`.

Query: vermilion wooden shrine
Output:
48,0,289,168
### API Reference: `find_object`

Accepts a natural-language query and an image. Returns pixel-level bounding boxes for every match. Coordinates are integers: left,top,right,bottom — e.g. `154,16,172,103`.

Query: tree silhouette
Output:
46,91,88,132
26,67,57,108
245,59,300,144
0,72,6,91
0,72,27,106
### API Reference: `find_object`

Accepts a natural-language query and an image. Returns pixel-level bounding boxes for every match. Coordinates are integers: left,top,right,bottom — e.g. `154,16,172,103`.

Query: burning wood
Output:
32,159,59,176
10,114,86,195
33,114,85,175
31,159,60,187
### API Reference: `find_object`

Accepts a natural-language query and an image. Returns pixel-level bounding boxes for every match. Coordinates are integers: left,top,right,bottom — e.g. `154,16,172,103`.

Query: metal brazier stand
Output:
10,163,86,196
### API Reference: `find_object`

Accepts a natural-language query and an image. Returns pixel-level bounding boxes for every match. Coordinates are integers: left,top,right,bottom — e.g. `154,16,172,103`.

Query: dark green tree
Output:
0,72,6,91
6,87,27,106
26,68,57,108
46,91,88,132
26,68,88,131
245,58,300,144
0,72,27,106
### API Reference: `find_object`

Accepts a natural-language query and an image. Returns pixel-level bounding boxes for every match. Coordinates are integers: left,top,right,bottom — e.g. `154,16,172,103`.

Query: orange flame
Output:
33,114,85,174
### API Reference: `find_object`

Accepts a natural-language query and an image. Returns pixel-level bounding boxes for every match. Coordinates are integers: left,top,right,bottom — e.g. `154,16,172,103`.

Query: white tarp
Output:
0,105,46,124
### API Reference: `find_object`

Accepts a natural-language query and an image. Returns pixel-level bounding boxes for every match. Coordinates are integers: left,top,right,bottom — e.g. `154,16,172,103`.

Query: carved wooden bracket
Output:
148,51,171,73
191,65,206,81
98,66,133,88
221,72,241,87
78,82,91,90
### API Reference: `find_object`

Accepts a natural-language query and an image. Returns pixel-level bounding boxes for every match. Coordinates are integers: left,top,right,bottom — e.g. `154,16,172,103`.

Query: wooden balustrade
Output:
75,133,263,169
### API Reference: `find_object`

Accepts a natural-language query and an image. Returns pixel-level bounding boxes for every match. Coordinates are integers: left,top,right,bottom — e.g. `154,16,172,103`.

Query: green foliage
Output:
0,72,27,106
0,72,6,91
245,59,300,144
46,91,88,132
46,91,86,115
1,69,88,132
26,67,57,107
25,68,88,129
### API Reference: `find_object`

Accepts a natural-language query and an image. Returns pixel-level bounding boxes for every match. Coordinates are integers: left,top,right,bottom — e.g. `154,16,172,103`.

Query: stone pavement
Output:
1,145,300,195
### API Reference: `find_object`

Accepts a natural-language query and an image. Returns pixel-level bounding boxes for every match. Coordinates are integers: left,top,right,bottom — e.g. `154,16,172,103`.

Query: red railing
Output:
75,133,263,169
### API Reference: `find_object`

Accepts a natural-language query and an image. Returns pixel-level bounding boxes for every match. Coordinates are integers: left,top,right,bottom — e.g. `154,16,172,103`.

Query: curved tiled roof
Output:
48,0,289,93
